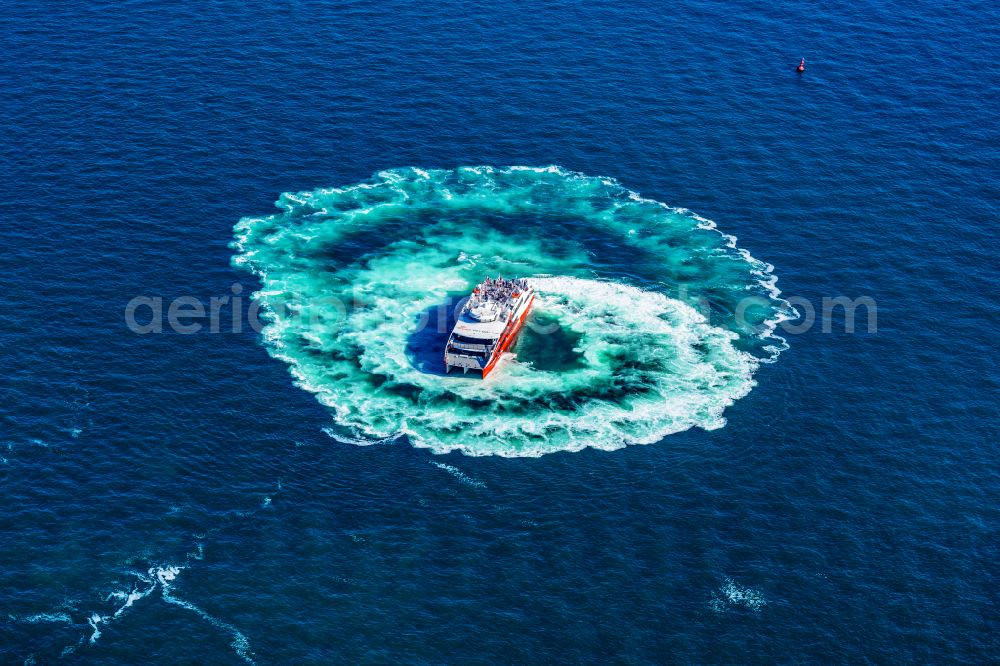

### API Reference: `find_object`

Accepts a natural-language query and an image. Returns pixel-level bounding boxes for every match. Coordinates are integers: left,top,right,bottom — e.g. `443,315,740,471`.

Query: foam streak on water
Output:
73,563,257,664
431,461,488,489
710,577,768,613
233,166,794,456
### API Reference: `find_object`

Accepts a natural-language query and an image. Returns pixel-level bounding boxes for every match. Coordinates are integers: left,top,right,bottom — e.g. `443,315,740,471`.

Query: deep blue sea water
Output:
3,0,999,662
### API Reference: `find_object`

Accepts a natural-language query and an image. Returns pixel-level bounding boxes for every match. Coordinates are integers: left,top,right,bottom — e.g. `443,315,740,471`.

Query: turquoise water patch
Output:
232,166,794,456
516,312,587,373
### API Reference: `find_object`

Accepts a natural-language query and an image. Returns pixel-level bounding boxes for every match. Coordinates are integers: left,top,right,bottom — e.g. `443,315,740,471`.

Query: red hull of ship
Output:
481,294,534,378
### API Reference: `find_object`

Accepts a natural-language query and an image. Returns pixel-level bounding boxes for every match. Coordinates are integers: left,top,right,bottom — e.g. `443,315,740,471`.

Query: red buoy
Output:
796,58,805,73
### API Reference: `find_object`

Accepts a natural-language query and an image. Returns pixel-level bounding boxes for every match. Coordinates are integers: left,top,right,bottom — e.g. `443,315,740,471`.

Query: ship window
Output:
449,347,488,357
452,333,495,345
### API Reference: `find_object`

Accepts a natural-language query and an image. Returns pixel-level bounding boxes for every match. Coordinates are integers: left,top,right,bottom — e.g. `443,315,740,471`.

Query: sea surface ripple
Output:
1,0,997,662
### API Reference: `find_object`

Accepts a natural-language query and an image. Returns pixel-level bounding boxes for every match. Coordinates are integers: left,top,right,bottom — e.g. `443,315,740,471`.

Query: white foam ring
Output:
232,166,796,457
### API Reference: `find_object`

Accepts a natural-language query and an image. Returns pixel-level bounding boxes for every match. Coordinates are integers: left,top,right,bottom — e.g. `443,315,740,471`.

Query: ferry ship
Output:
445,277,535,377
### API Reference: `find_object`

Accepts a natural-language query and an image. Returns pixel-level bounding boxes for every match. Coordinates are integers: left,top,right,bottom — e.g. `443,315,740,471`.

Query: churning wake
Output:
233,166,795,456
